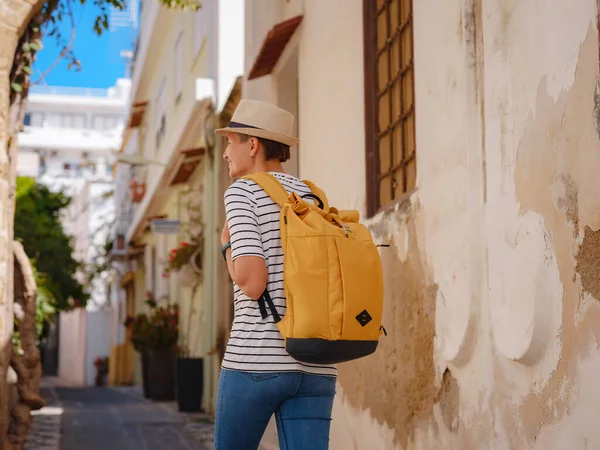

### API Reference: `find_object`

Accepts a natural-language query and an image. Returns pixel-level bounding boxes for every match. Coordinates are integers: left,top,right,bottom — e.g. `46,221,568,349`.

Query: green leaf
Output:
11,83,22,93
30,42,42,51
32,26,40,32
23,66,32,75
57,13,62,21
22,42,31,52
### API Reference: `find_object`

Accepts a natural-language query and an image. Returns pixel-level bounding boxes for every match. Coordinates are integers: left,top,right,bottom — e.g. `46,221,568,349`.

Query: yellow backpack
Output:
243,172,385,364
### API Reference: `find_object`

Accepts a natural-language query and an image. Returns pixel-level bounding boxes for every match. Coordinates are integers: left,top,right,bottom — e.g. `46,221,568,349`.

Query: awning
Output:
115,101,148,159
125,80,215,243
119,271,135,288
164,147,205,187
127,101,148,128
248,15,303,80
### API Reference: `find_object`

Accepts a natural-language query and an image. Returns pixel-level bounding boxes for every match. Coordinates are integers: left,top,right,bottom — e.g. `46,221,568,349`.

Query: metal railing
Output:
29,85,112,98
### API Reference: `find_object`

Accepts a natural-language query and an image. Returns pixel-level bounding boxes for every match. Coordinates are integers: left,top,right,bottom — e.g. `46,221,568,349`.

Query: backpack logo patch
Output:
356,310,372,327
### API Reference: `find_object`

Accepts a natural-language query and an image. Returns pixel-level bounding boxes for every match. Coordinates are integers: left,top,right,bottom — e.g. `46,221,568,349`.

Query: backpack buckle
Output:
341,224,353,237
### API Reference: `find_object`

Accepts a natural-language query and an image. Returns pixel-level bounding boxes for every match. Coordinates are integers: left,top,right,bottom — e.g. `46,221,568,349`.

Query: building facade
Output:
17,79,130,386
110,0,244,410
109,0,600,447
241,0,600,448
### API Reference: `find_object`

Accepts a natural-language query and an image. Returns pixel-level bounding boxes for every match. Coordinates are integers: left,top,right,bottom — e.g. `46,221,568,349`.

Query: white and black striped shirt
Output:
222,172,337,376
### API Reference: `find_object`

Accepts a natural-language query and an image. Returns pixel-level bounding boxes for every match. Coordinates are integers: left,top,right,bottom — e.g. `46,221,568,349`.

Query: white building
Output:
18,79,129,181
106,0,245,400
17,79,131,386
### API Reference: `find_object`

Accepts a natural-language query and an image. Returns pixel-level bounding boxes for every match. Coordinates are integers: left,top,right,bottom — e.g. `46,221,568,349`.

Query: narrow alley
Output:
26,379,213,450
60,388,208,450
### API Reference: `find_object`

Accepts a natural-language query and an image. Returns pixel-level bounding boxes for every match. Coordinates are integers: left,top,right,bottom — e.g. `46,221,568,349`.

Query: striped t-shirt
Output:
222,172,337,376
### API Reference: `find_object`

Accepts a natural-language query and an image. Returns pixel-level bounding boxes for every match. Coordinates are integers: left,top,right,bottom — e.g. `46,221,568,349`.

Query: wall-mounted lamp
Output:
114,153,167,167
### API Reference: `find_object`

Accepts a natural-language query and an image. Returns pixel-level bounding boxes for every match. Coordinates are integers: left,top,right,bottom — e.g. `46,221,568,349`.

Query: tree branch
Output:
32,0,77,85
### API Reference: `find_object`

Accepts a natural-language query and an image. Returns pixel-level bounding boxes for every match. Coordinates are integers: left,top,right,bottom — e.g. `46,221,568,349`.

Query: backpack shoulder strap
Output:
243,172,288,207
302,179,330,211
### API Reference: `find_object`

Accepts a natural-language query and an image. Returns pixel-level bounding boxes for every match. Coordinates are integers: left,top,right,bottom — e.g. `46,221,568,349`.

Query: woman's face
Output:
223,132,254,178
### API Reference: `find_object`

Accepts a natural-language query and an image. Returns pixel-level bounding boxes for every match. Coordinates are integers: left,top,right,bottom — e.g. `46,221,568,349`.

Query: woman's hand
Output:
221,219,230,246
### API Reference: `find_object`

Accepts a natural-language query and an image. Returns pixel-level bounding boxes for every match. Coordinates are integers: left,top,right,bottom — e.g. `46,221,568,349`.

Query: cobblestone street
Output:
26,378,215,450
24,377,282,450
59,387,211,450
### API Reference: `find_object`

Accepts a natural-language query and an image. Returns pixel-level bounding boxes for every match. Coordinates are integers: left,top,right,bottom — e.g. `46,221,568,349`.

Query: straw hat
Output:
215,99,299,147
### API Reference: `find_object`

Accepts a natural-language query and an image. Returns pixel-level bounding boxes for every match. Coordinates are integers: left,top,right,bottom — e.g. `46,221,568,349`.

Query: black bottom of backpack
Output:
286,338,378,364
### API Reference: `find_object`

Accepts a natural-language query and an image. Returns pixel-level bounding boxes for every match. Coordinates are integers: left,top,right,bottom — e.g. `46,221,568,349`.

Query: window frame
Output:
174,32,183,103
363,0,417,217
155,78,167,151
92,114,119,131
193,4,207,57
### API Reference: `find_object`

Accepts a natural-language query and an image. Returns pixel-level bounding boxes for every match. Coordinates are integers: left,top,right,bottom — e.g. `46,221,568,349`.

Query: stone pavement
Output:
24,377,278,450
110,385,217,449
110,385,277,450
58,385,209,450
24,378,63,450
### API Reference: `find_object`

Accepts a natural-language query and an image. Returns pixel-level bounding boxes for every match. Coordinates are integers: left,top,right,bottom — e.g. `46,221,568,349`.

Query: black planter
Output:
145,348,176,401
176,357,204,412
141,351,151,398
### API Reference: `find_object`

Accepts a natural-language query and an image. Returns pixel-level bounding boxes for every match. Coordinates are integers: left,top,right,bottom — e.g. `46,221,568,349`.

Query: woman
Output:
215,99,336,450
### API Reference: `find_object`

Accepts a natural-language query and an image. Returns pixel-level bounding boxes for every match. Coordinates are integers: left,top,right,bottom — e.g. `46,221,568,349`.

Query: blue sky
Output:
34,1,137,89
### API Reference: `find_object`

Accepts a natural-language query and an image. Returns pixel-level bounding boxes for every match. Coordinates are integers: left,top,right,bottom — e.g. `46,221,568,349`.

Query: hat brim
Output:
215,127,299,147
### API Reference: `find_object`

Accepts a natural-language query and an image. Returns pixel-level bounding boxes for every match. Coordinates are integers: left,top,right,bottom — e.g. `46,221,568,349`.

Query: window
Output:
24,113,31,126
39,153,46,174
93,115,118,131
155,79,166,151
28,112,44,127
60,113,86,129
47,113,61,127
174,33,183,102
363,0,416,216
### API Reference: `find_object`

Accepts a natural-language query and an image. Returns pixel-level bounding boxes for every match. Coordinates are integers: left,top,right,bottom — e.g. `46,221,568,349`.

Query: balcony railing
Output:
29,86,112,98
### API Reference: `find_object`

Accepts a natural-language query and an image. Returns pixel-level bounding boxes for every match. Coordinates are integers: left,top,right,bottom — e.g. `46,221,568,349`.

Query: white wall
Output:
85,309,112,386
58,309,86,386
217,0,245,112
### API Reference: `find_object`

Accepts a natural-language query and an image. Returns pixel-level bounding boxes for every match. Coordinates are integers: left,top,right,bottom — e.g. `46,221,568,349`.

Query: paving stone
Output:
24,386,62,450
58,386,208,450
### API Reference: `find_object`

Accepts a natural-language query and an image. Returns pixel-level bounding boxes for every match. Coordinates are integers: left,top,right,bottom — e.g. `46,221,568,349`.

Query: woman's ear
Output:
249,137,259,158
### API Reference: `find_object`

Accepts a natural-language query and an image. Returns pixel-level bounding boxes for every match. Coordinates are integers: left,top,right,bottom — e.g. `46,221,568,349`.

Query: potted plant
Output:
93,356,109,387
130,179,146,203
129,292,179,401
175,281,204,412
166,240,203,287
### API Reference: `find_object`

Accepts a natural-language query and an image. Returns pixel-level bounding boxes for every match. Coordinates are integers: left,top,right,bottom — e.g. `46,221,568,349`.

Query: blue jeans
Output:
214,369,336,450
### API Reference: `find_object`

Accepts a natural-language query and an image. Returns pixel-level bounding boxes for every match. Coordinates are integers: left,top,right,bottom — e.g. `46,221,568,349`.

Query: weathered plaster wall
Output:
324,0,600,448
244,0,600,448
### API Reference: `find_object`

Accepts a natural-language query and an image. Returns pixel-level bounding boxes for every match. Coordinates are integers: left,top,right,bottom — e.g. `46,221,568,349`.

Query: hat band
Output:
227,121,263,130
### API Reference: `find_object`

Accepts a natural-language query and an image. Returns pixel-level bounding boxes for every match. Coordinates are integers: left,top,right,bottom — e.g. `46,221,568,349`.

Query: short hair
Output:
237,133,290,162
